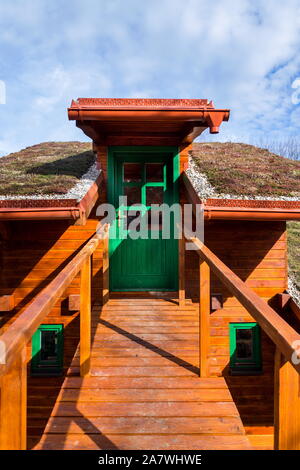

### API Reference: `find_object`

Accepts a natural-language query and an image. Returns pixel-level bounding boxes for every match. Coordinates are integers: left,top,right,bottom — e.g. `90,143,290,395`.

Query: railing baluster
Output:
0,345,27,450
102,224,109,305
199,259,210,377
179,236,185,307
80,255,92,377
274,347,300,450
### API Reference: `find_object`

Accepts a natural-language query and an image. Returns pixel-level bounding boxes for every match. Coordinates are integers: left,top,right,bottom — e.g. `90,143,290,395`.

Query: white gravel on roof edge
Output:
0,163,101,202
186,156,300,202
288,276,300,307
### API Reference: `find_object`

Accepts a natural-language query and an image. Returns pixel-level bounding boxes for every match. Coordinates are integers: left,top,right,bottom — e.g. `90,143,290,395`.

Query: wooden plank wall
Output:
0,204,105,447
185,219,287,441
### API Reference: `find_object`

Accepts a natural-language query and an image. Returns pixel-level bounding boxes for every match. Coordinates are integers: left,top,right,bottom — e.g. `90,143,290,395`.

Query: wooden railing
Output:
184,232,300,450
0,231,107,450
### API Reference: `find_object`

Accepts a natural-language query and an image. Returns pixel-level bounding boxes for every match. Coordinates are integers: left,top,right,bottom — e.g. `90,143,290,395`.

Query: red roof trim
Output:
71,98,214,110
206,198,300,210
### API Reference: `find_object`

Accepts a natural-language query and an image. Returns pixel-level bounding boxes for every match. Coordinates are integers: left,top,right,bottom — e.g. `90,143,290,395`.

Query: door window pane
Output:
124,186,141,205
123,163,142,182
146,186,164,205
146,163,164,182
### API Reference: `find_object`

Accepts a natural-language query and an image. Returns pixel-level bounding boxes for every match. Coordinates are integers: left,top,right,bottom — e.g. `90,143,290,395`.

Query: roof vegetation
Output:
0,141,94,196
190,142,300,198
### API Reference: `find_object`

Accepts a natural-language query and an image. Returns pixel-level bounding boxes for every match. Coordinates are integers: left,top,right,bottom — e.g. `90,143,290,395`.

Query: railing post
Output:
80,255,91,377
274,347,300,449
179,236,185,307
102,225,109,305
199,259,210,377
0,345,27,450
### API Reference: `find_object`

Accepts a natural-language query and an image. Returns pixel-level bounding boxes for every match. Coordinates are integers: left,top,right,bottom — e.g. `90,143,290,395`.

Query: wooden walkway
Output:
31,297,252,450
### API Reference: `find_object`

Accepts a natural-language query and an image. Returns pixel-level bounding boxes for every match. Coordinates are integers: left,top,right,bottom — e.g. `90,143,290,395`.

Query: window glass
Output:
236,328,253,360
146,187,164,205
40,330,58,363
123,163,142,182
124,186,141,205
146,163,164,182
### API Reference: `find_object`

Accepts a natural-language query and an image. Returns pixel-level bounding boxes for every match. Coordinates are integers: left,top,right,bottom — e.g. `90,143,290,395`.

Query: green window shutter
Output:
229,322,262,375
31,324,64,376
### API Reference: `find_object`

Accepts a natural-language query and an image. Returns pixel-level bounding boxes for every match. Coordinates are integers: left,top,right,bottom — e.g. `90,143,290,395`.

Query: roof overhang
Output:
204,205,300,221
68,98,230,145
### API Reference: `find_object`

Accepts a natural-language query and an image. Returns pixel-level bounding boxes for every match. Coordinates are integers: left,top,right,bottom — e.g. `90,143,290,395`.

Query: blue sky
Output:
1,0,300,155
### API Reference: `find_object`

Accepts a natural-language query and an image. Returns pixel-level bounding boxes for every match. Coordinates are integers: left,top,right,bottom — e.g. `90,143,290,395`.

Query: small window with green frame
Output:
229,322,262,375
31,324,64,376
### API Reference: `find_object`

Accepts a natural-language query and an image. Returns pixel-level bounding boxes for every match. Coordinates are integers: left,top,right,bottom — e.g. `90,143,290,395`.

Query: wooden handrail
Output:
186,233,300,374
0,236,99,376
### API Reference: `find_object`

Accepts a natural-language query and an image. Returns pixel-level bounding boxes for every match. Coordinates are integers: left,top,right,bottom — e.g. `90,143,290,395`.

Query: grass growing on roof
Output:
0,141,95,196
190,142,300,198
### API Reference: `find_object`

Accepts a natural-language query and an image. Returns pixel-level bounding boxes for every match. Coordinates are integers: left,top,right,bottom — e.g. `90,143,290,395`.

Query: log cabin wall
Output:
0,201,105,445
185,219,287,438
0,205,104,344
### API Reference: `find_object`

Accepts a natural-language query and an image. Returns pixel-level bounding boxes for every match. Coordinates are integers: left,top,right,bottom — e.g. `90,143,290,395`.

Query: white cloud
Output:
0,0,300,155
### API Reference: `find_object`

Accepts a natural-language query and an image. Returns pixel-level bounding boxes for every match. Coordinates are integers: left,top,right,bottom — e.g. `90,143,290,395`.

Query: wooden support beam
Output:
199,259,210,377
68,294,80,311
274,347,300,449
0,345,26,450
80,256,91,377
179,236,185,307
0,295,15,312
102,225,109,305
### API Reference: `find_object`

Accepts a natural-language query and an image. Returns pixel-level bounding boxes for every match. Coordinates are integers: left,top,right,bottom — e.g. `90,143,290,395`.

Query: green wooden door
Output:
108,147,179,291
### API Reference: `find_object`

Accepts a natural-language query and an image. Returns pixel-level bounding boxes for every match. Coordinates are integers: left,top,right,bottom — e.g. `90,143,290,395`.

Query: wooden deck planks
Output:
31,298,252,450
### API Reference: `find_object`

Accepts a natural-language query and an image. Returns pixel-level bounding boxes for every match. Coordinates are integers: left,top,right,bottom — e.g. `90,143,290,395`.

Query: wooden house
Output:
0,98,300,451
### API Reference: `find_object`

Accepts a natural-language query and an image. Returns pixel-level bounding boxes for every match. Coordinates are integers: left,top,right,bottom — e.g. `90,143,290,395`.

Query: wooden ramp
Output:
31,297,252,450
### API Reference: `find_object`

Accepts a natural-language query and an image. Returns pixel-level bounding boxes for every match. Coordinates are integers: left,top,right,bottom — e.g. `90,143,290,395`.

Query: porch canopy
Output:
68,98,230,145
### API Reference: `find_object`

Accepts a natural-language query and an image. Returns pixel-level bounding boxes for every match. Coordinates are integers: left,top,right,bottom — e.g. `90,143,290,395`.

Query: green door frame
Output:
107,146,180,291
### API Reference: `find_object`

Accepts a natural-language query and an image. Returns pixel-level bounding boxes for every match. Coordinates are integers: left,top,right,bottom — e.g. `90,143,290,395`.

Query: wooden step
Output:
32,434,252,450
41,416,245,435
